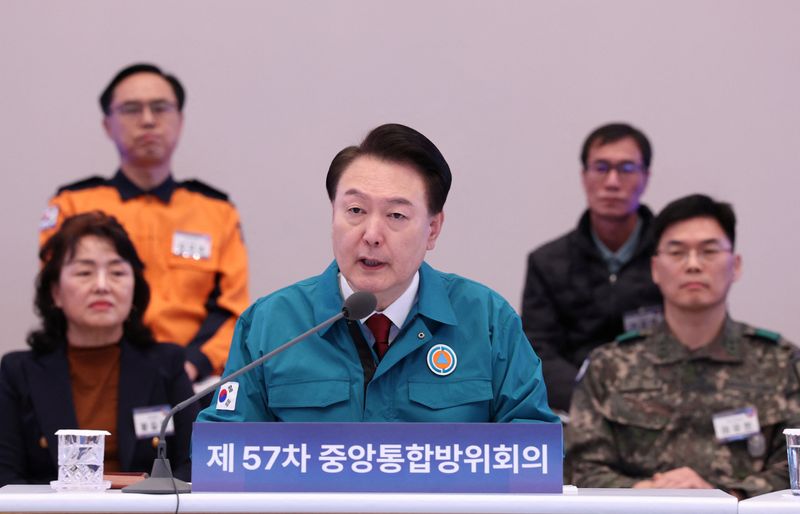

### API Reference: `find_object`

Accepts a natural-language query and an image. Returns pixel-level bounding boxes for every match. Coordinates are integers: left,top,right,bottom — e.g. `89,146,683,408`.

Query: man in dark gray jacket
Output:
522,123,662,414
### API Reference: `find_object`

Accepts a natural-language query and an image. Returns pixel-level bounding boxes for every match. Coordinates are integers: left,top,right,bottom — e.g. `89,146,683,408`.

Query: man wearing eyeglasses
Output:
566,194,800,498
39,63,250,382
522,123,662,414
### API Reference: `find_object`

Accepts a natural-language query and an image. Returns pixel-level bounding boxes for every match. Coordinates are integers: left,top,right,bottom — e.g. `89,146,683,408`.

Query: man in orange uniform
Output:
39,63,249,381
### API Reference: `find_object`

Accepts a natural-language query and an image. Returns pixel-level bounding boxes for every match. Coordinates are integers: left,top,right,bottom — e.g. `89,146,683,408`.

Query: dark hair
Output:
27,212,153,353
99,63,186,115
580,122,652,171
652,194,737,250
325,123,452,214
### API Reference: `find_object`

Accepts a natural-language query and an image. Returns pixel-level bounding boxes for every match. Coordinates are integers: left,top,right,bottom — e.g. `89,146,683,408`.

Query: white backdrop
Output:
1,0,798,356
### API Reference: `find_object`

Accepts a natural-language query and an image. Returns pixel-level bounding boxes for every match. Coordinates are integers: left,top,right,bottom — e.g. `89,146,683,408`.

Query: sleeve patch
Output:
39,205,59,231
215,382,239,411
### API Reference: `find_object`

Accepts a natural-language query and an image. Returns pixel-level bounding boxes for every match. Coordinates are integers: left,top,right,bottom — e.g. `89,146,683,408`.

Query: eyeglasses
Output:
112,100,177,119
586,160,645,176
655,244,733,264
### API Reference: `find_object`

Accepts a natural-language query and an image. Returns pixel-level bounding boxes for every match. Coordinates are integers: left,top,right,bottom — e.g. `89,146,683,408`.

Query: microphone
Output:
123,291,377,494
341,291,378,320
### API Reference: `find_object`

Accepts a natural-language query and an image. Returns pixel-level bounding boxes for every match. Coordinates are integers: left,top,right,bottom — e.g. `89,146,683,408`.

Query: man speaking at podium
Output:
198,123,558,424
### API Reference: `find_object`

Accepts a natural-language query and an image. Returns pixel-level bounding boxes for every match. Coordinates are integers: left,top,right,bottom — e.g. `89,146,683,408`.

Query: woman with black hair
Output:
0,211,197,485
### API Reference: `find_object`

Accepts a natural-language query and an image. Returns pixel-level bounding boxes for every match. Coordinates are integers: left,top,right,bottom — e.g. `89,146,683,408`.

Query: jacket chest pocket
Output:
608,378,671,430
605,379,672,467
408,379,493,421
268,379,351,421
165,239,219,299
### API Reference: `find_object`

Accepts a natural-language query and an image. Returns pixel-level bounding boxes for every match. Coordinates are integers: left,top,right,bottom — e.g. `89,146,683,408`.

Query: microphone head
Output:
342,292,377,320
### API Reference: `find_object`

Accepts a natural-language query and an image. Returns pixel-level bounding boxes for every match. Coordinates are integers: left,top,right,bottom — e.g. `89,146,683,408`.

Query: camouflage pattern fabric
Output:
566,318,800,498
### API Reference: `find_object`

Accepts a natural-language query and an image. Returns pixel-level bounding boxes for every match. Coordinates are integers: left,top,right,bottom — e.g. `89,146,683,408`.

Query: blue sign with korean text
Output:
192,422,562,493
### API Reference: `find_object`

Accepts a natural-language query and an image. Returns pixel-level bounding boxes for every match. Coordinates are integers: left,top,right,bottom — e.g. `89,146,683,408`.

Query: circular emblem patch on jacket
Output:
427,344,457,376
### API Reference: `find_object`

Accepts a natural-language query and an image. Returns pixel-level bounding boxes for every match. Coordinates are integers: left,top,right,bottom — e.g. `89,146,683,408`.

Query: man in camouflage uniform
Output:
567,194,800,498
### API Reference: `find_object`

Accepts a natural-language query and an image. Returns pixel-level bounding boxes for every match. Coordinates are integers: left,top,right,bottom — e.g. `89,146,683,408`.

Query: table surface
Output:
0,484,739,514
737,489,800,513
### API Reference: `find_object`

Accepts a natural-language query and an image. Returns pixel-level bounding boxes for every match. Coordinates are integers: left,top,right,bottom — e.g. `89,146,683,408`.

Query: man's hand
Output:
184,361,198,382
634,467,713,489
651,467,713,488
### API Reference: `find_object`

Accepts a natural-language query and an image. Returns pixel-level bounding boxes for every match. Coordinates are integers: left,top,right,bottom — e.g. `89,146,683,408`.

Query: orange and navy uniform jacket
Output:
39,171,250,378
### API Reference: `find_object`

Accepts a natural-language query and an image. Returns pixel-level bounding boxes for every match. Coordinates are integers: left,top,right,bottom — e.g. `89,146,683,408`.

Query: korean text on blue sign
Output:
192,422,562,493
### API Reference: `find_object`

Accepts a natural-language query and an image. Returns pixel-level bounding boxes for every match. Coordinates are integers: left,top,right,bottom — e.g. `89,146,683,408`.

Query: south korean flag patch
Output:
215,382,239,411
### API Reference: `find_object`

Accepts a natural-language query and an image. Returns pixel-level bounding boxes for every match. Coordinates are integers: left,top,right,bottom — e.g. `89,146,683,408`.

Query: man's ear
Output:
732,253,742,282
427,211,444,251
102,116,112,139
650,255,661,287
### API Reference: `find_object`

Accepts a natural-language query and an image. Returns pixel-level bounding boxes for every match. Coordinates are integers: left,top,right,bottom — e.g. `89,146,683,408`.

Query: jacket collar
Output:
110,170,176,203
313,261,458,335
414,262,458,326
649,316,743,365
573,204,656,263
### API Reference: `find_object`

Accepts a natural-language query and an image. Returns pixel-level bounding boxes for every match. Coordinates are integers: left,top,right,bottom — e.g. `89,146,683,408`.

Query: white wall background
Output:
1,0,798,356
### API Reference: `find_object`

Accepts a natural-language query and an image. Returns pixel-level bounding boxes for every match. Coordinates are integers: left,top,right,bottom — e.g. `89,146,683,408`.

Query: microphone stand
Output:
123,292,376,494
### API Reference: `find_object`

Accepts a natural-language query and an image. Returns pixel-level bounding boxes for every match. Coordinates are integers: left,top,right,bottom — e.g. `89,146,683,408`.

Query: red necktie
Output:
365,313,392,360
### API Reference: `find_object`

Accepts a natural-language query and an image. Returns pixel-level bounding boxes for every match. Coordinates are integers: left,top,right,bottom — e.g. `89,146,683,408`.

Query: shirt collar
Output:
591,215,643,274
339,271,419,330
110,169,176,203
